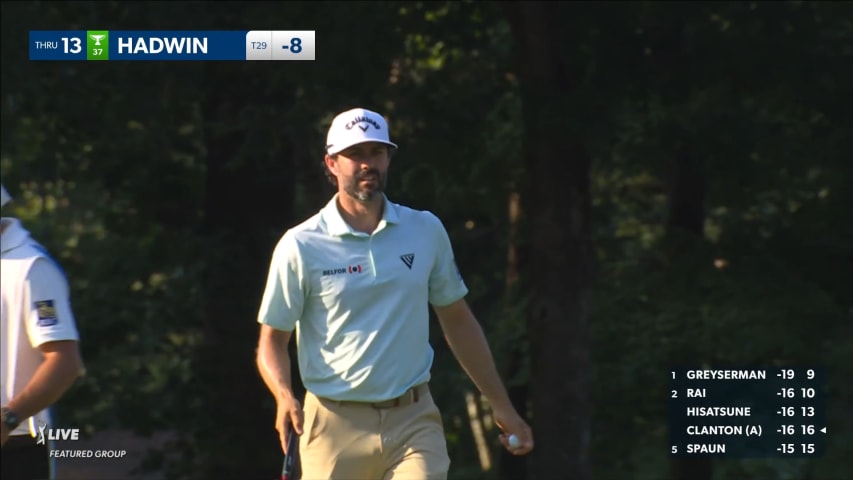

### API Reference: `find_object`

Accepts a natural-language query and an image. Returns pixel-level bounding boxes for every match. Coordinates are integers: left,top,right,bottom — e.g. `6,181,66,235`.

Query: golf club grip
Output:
281,428,297,480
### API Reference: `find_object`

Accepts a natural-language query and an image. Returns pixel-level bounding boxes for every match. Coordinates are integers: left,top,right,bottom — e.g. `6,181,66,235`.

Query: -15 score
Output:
778,444,816,454
251,41,268,50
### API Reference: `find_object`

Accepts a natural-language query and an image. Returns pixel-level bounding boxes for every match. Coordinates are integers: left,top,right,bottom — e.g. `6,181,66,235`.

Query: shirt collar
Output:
321,193,400,237
0,217,32,254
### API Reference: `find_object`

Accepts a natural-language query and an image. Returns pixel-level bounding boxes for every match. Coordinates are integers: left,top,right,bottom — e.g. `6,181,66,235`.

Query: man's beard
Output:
344,169,387,202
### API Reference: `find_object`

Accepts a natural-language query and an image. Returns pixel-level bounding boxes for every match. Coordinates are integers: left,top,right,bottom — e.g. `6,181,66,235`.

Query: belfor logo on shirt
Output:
322,265,365,276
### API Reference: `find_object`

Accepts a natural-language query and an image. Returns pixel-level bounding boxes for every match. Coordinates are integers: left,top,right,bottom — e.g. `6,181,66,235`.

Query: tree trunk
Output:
642,8,714,478
497,191,529,480
666,146,706,237
666,146,713,480
195,62,297,479
504,3,595,479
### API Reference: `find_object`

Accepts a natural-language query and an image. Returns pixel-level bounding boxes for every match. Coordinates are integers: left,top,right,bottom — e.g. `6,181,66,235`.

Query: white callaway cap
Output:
325,108,398,155
1,184,10,208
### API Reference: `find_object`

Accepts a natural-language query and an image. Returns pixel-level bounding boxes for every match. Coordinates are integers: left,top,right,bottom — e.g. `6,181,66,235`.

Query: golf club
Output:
281,426,298,480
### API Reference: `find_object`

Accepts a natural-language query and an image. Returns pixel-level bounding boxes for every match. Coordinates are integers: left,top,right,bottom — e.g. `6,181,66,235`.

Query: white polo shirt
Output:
258,195,468,402
1,218,80,437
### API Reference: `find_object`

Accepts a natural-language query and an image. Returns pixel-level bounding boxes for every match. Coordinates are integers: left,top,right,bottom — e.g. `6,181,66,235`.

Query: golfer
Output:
256,108,533,479
1,184,85,480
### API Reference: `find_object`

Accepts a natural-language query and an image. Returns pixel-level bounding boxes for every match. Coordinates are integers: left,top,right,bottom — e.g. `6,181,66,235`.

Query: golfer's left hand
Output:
493,406,534,455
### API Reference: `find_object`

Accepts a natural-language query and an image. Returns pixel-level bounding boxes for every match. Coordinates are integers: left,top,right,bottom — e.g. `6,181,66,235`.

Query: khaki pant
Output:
299,387,450,480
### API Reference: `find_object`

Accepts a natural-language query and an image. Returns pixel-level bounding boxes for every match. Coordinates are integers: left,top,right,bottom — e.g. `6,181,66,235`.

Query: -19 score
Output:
780,369,816,380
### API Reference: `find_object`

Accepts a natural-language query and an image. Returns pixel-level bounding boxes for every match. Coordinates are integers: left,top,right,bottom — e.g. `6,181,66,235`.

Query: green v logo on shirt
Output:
400,253,415,270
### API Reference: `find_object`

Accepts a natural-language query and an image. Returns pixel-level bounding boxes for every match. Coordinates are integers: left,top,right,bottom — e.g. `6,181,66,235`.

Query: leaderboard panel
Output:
29,30,315,61
669,366,827,458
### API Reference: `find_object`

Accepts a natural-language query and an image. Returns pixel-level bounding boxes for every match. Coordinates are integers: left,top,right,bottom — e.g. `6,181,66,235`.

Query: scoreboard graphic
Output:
29,30,315,61
669,366,828,458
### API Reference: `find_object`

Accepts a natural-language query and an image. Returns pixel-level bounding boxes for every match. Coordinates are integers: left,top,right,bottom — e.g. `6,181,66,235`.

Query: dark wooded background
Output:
2,2,851,479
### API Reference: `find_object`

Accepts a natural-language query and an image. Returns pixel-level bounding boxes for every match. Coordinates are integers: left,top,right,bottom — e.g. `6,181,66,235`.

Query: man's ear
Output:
324,154,337,173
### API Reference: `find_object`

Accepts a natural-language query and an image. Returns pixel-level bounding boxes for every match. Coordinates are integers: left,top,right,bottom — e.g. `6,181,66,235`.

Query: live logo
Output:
47,428,80,440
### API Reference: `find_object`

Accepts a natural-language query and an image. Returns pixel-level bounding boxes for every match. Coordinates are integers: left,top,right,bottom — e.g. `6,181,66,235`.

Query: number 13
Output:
62,37,82,54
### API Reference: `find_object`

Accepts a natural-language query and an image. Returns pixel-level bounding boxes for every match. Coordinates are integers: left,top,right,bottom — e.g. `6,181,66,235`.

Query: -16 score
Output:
251,41,268,50
779,387,817,399
778,406,816,417
779,425,817,435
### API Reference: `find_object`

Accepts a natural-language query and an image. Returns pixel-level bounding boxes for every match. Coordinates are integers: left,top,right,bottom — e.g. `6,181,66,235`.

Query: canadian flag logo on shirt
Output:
348,265,363,274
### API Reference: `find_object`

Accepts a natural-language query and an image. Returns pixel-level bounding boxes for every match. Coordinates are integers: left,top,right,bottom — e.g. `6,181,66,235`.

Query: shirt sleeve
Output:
257,232,305,331
25,258,80,348
427,213,469,307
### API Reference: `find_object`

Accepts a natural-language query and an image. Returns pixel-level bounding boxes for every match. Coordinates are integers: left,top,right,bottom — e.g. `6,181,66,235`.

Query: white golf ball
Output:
508,434,520,448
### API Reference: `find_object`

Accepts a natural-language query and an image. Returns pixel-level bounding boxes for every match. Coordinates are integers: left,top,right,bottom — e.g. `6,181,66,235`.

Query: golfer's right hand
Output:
275,394,303,454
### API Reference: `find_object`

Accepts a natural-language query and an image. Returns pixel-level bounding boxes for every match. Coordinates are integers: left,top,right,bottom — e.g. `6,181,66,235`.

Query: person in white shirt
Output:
1,184,85,480
256,108,533,479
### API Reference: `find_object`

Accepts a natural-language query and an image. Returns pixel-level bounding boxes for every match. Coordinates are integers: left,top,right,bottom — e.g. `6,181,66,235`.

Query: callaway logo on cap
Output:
325,108,398,155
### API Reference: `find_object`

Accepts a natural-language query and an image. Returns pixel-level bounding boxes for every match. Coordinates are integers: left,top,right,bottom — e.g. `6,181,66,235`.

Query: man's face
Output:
327,142,391,202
